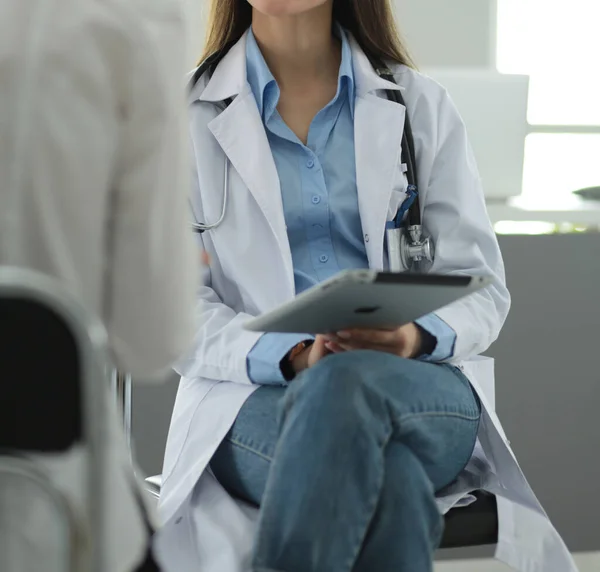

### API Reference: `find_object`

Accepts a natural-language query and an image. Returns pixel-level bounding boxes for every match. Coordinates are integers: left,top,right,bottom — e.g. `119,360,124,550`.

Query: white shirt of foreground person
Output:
0,0,197,570
154,32,577,572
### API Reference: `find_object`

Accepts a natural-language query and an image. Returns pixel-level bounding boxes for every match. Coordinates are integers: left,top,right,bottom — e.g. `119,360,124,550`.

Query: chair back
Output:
0,267,112,572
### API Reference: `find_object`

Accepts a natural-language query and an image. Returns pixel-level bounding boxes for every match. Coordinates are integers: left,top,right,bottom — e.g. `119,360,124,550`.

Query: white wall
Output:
394,0,497,68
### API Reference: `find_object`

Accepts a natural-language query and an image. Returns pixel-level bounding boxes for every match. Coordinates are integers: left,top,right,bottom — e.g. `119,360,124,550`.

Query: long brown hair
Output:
199,0,415,68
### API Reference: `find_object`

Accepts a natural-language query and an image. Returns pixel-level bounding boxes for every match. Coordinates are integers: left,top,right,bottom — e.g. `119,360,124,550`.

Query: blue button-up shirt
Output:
245,27,456,384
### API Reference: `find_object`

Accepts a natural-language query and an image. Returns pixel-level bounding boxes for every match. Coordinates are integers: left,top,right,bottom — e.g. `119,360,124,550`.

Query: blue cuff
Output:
414,313,456,362
247,332,315,385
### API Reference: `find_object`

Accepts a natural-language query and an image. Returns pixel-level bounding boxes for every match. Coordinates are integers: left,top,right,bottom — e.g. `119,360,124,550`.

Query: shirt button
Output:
306,159,315,169
319,254,329,263
311,196,321,204
365,234,370,243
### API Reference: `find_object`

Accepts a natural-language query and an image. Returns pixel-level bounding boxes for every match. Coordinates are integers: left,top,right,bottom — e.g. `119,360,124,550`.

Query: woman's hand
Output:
323,323,424,359
292,335,332,375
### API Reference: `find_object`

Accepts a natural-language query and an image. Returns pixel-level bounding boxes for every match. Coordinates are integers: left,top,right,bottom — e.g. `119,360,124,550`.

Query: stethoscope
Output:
188,45,434,272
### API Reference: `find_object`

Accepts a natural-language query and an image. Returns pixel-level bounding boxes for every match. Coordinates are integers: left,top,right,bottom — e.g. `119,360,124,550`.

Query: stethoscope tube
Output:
188,52,235,234
373,65,421,228
190,149,230,233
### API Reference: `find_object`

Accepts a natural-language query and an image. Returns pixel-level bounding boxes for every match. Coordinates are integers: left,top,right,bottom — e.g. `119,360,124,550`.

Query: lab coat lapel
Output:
198,32,294,291
354,95,406,270
350,36,407,270
207,90,289,255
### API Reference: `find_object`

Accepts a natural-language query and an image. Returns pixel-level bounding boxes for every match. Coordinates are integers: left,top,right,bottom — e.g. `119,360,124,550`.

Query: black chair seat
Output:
145,475,498,551
0,297,82,452
440,492,498,549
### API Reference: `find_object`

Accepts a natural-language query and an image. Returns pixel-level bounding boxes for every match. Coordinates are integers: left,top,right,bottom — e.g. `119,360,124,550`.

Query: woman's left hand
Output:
324,323,424,359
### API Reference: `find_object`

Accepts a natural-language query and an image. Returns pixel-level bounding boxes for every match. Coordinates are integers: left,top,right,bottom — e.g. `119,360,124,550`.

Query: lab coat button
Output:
319,254,329,263
311,196,321,204
365,234,370,242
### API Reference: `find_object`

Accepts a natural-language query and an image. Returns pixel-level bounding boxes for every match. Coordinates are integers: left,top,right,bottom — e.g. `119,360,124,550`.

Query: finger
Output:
325,341,345,354
335,329,398,346
314,334,328,347
312,336,330,358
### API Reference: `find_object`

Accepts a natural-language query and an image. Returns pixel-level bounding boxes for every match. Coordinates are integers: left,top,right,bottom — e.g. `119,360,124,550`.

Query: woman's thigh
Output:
210,352,480,505
210,385,284,507
339,352,481,491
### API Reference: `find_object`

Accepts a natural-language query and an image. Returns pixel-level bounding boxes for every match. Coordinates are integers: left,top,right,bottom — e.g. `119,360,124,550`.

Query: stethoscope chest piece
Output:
386,225,435,272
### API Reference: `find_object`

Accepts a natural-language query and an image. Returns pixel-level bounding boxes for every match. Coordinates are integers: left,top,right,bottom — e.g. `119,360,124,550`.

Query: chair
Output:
439,491,498,549
0,267,112,572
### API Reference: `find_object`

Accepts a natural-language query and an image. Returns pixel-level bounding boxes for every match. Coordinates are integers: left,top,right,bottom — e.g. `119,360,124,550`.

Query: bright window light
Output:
521,134,600,201
494,221,557,235
527,74,600,126
497,0,600,126
496,0,534,75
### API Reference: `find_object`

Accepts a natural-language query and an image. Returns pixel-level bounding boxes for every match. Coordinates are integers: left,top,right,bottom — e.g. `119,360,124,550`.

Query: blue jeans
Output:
210,350,481,572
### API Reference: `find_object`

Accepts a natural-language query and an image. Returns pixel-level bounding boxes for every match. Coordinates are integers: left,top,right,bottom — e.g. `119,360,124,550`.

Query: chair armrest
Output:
145,475,162,500
111,371,132,456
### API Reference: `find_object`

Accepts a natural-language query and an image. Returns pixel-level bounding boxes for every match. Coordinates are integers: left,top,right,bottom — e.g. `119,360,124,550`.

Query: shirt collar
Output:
246,24,356,122
337,25,355,117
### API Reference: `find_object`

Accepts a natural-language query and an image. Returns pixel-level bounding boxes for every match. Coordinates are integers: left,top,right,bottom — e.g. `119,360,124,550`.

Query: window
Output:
523,134,600,202
497,1,600,200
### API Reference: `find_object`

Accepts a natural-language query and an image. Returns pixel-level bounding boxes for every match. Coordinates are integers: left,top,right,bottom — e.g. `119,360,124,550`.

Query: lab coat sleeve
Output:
104,4,198,381
420,88,511,361
173,271,264,385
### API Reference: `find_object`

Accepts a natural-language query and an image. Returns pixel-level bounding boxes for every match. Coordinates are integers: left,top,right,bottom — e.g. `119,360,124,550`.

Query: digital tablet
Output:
244,270,493,334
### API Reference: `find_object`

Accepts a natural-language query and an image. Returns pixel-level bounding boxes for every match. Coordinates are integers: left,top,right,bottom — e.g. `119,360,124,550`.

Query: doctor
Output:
157,0,577,571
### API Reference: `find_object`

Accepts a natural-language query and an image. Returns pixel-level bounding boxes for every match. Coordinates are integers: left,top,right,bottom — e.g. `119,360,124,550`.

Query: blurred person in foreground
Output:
0,0,198,569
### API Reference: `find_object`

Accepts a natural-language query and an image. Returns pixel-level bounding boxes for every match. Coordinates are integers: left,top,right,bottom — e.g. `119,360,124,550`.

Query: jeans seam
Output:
398,410,480,424
253,433,287,570
343,430,393,572
227,437,274,463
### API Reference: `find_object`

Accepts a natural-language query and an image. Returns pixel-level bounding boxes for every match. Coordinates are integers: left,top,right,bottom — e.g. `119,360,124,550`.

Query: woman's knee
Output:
384,441,436,501
283,349,413,407
285,351,374,401
279,351,392,425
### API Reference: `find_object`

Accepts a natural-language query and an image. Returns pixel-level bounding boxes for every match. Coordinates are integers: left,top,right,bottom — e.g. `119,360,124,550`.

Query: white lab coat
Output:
156,31,578,572
0,1,197,570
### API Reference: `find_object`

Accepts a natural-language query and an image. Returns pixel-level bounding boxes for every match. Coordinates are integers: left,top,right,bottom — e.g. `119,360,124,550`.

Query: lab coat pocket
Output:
387,162,409,223
387,190,408,223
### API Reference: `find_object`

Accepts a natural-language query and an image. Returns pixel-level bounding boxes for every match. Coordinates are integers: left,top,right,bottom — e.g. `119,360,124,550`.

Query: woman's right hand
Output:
292,335,331,375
